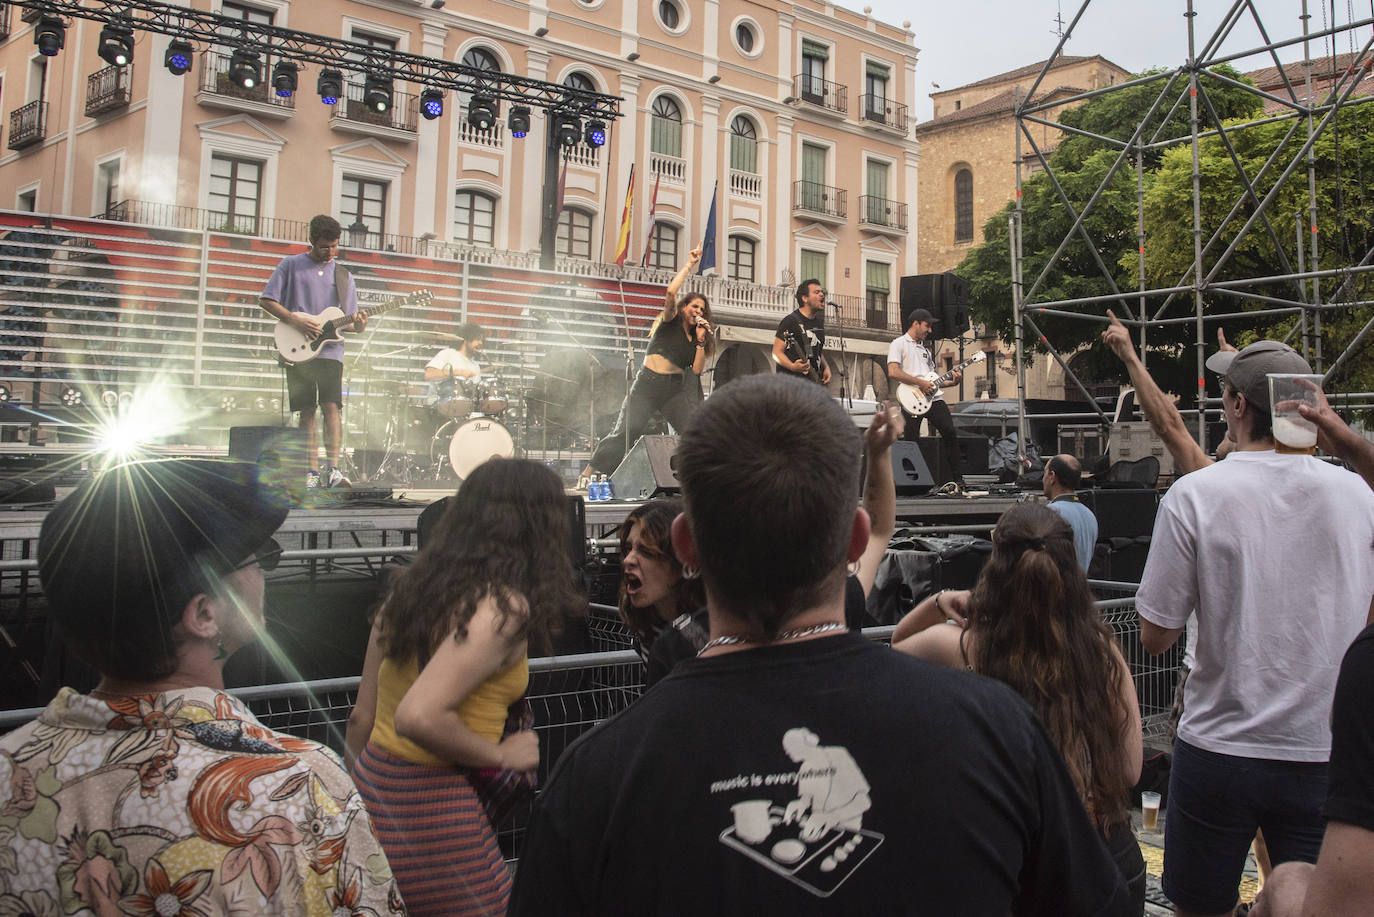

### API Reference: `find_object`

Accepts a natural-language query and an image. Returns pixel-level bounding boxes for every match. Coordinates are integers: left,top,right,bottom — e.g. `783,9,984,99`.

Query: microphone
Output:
827,300,841,311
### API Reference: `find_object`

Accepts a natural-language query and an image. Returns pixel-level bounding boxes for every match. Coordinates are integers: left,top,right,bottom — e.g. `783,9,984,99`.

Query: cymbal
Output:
416,330,462,343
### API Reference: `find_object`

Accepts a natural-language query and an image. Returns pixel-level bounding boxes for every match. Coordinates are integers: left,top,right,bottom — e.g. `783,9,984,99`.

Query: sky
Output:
861,0,1374,121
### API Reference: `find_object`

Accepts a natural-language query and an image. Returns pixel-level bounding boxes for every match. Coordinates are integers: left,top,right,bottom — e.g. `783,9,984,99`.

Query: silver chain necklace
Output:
697,621,849,655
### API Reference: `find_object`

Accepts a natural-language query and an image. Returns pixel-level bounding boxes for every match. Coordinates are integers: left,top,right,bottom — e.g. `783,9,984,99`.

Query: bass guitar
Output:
783,330,825,383
895,351,986,416
273,289,432,364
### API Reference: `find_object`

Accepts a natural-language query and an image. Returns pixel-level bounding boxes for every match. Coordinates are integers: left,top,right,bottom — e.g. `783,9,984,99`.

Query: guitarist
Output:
772,278,832,384
887,308,964,490
258,214,368,488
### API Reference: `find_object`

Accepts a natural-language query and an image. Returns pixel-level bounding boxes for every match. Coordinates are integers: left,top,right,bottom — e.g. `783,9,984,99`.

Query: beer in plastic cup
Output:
1268,373,1324,455
1141,791,1161,832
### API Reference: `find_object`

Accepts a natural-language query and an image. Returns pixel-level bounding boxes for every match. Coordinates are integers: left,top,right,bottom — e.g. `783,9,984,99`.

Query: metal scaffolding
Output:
1008,0,1374,453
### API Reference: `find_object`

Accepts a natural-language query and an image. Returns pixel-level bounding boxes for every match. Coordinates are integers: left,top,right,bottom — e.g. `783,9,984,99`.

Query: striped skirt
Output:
354,741,512,916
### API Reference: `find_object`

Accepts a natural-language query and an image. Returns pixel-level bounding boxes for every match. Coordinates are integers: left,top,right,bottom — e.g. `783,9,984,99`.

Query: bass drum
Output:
431,415,515,480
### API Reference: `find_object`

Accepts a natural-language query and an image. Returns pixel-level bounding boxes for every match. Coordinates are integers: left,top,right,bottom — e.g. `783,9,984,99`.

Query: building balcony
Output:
858,195,908,234
196,51,294,120
457,115,504,150
650,152,686,185
860,94,909,134
792,180,846,223
330,84,417,140
729,169,761,200
0,4,11,40
791,75,847,117
19,3,38,24
565,143,600,169
831,292,899,333
8,100,47,151
85,64,132,118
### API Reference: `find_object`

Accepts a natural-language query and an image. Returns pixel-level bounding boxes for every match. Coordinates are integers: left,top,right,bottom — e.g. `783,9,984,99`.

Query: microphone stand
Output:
829,301,850,407
542,311,606,451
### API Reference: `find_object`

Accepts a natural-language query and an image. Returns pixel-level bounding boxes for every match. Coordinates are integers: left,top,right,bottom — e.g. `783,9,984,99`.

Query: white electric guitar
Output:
273,289,432,363
895,351,986,416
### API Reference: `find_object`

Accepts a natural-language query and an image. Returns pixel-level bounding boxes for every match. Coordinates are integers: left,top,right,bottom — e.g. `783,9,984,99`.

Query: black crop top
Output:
645,317,697,370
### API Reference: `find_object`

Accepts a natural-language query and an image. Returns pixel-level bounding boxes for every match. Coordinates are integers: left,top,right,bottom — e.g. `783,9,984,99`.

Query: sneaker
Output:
306,469,321,489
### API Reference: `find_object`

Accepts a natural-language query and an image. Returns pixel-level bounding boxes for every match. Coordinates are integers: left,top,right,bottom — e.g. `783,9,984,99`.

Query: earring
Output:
682,564,700,580
847,558,861,576
211,629,229,661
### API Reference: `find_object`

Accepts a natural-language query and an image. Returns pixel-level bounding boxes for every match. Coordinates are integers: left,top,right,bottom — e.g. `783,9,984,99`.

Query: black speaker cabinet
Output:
228,425,309,506
898,272,971,334
610,434,681,499
1080,488,1159,540
888,440,936,495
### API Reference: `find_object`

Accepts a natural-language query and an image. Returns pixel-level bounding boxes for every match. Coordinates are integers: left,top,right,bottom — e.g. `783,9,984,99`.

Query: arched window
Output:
650,96,683,157
647,222,679,270
556,208,594,260
563,72,595,93
729,116,757,173
954,168,974,243
454,190,496,246
461,47,499,72
728,235,756,282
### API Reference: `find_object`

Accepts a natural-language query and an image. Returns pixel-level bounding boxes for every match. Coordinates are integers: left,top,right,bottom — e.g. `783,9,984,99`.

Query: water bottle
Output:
602,474,615,502
595,474,610,502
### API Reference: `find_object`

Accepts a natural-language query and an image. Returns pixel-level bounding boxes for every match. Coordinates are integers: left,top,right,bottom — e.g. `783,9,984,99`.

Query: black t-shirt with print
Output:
775,309,826,380
1326,622,1374,832
510,635,1131,917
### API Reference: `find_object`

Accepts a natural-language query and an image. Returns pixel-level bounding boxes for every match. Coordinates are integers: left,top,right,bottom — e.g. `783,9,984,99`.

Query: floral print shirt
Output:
0,686,404,916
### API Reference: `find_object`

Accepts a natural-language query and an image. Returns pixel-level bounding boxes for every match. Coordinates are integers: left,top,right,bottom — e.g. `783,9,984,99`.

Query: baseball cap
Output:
38,458,289,654
1204,340,1312,411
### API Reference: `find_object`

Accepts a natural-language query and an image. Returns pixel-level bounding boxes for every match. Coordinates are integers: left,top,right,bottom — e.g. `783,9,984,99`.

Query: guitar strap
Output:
333,261,352,311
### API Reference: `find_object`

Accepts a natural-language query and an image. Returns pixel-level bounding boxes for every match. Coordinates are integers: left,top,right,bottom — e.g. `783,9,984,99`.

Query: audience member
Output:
510,375,1131,916
614,497,707,681
0,458,401,914
347,458,584,917
892,503,1145,914
1136,341,1374,917
1042,454,1097,570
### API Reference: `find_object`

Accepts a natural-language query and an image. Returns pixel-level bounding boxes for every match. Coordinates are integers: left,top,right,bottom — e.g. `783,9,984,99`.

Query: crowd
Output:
2,315,1373,916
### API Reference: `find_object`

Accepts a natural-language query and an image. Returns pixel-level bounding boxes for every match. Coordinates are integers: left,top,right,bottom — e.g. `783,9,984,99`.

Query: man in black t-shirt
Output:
773,278,832,384
510,375,1129,917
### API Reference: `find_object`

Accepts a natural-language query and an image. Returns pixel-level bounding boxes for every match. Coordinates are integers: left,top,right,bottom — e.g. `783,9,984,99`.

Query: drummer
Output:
424,322,483,384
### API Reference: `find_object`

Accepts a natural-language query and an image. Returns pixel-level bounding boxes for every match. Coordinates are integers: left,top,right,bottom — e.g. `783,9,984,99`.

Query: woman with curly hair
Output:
586,246,715,478
614,497,707,684
346,458,584,916
892,503,1146,915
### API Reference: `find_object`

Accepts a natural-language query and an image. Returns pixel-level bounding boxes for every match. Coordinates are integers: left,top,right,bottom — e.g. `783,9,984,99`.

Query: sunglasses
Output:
232,538,282,573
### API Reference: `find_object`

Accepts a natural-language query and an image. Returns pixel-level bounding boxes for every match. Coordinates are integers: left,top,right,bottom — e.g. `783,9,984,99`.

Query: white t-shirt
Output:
426,347,480,377
887,333,943,402
1137,450,1374,760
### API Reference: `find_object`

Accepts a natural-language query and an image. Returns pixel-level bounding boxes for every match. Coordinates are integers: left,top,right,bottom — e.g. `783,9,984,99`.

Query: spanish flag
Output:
614,164,635,267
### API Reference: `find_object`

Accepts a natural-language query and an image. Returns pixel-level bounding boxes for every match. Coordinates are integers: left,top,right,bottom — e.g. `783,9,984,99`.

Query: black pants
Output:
590,367,699,474
903,398,964,485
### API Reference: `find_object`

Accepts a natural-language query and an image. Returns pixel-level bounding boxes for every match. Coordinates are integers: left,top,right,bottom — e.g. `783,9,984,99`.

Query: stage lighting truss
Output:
363,72,392,113
228,46,261,89
33,15,66,57
317,68,343,105
508,105,531,138
467,93,497,131
271,60,299,98
60,387,83,408
584,118,607,148
420,87,444,120
164,37,193,75
556,112,582,147
97,20,134,67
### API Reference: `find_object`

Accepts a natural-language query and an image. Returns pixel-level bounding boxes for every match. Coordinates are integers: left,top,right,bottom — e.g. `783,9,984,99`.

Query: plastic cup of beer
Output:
1267,373,1324,454
1141,791,1161,832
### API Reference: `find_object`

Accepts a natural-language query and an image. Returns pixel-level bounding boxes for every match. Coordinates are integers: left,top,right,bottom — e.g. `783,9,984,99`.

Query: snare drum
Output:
431,415,514,480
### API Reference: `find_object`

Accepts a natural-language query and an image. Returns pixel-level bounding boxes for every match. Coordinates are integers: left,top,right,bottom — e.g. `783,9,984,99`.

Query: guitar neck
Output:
335,296,405,328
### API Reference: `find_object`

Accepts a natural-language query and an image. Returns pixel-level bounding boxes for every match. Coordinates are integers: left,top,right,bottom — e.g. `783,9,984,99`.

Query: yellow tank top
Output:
369,654,530,766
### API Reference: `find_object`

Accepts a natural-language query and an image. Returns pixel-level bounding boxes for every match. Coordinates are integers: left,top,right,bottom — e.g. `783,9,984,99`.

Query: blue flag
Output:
698,182,719,275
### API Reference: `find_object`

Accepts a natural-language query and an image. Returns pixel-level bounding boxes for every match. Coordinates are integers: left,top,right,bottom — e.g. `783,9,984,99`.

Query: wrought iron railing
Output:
860,94,909,132
85,64,133,117
793,74,847,115
197,51,295,111
332,83,418,133
7,100,46,151
858,195,908,231
792,179,847,220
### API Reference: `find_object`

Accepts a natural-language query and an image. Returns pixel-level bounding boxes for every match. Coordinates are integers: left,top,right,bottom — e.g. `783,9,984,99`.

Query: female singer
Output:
586,246,715,477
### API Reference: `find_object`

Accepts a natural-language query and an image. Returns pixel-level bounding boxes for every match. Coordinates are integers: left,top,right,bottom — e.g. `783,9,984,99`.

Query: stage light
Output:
100,390,118,407
467,93,496,130
228,47,260,89
117,391,134,409
420,88,444,120
254,396,268,412
164,38,193,76
60,387,82,407
317,69,343,105
220,394,237,412
97,21,134,67
93,379,198,466
0,384,11,404
585,118,606,147
508,105,530,138
33,15,66,57
271,60,298,97
363,73,392,113
556,113,582,147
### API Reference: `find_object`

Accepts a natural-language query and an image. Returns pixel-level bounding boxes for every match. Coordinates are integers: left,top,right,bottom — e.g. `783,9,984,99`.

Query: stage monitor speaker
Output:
609,434,681,499
1080,488,1159,540
228,425,309,506
899,272,971,335
889,440,936,495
